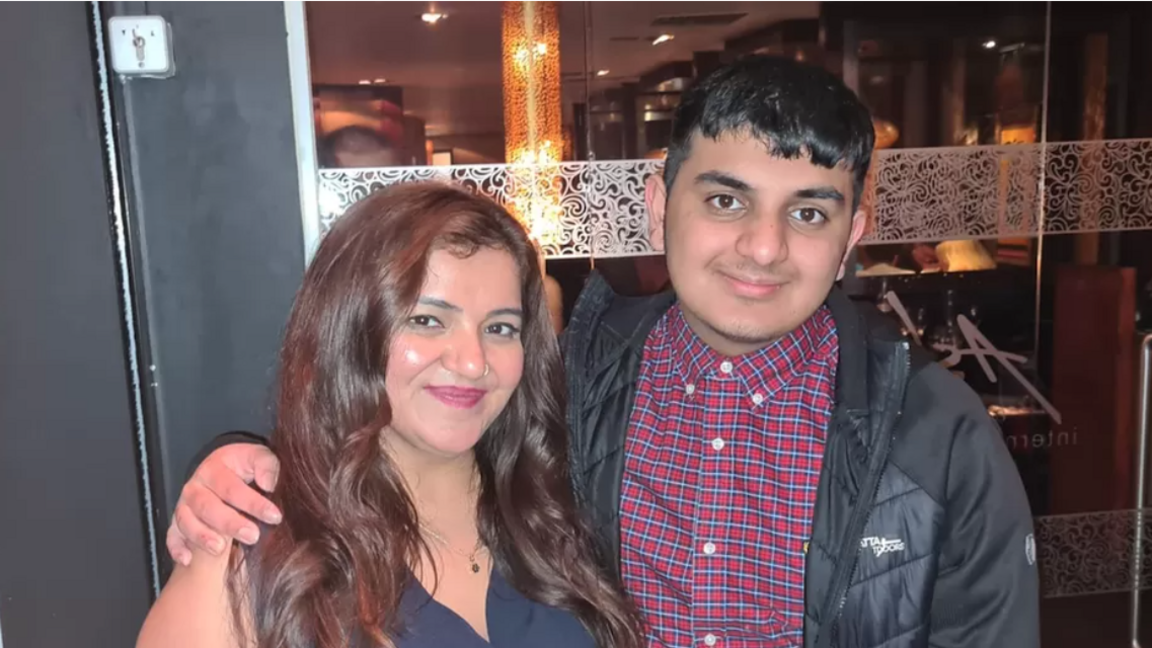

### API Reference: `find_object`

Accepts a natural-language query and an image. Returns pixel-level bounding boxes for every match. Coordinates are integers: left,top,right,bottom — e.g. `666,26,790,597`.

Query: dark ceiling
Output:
306,2,819,137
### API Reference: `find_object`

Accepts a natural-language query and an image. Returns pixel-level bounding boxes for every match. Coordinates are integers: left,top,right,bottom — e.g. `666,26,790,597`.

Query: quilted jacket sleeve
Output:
927,407,1040,648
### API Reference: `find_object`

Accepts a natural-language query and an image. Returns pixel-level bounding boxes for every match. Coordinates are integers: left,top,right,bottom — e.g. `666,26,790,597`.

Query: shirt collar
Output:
668,303,837,399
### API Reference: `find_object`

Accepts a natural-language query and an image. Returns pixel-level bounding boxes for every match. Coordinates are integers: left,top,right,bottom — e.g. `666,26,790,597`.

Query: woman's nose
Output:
442,331,487,380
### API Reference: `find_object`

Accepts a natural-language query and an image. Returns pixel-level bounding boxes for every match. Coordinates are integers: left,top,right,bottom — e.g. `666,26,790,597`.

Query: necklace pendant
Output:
471,562,481,574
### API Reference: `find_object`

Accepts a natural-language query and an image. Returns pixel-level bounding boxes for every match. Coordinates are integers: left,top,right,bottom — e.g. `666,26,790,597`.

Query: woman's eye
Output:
706,194,745,212
408,315,442,328
789,207,827,225
487,322,521,338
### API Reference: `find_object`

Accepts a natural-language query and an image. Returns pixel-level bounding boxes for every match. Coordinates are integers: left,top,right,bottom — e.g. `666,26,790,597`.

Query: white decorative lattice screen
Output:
314,139,1152,259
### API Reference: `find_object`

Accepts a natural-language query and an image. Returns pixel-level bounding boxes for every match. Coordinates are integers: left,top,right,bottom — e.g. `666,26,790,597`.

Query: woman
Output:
137,183,643,648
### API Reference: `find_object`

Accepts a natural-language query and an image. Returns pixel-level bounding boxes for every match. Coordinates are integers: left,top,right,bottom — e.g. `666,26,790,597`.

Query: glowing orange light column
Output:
501,1,565,245
502,1,562,165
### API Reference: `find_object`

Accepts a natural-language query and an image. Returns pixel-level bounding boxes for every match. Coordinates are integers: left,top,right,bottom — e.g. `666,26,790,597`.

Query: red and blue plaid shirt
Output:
619,304,838,647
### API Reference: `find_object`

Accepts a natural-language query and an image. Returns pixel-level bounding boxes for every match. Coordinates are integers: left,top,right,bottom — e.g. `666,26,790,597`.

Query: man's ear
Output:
837,208,868,280
645,173,668,252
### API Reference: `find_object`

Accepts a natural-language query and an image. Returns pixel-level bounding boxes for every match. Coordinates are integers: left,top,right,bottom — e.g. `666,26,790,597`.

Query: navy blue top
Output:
392,569,596,648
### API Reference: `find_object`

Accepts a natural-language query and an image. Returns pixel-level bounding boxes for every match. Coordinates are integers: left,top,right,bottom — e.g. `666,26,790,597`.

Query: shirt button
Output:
685,383,696,396
702,541,717,555
711,437,725,451
703,634,718,646
751,392,764,406
719,360,734,374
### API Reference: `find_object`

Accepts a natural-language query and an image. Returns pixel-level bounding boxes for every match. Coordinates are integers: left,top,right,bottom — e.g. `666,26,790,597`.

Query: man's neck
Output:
679,305,789,358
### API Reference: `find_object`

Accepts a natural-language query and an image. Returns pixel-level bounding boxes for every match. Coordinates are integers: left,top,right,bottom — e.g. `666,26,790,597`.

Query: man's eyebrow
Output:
695,171,753,193
793,186,845,205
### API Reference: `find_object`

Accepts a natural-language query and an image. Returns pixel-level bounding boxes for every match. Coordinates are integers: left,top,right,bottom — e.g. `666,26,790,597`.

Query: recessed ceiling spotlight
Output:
983,39,997,50
596,69,610,77
373,78,387,84
652,34,674,46
358,79,371,85
422,12,446,24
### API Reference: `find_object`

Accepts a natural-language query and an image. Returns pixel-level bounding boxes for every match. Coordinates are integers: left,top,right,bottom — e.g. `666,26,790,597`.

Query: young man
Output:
169,57,1039,647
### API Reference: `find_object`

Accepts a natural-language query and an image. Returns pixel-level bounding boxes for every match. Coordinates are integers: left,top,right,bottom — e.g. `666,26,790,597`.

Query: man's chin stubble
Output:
699,314,783,351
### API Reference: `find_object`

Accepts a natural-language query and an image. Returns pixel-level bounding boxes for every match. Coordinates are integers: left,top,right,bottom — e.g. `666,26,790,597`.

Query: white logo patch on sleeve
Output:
861,536,906,557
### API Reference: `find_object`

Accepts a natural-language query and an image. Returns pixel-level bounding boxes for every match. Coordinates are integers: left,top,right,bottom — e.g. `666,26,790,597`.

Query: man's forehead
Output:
683,134,854,186
688,129,826,163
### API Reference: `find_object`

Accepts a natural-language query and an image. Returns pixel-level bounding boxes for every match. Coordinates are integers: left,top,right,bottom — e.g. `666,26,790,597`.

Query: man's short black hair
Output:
663,55,875,210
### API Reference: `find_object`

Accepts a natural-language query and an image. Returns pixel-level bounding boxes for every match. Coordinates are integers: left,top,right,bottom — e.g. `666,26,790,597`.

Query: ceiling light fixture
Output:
422,12,446,24
596,69,610,77
652,34,674,45
983,39,997,50
358,79,371,85
373,78,387,84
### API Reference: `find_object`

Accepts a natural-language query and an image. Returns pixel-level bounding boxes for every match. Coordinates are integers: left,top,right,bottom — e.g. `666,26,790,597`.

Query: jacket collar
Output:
577,272,888,402
567,271,915,523
597,275,676,353
570,271,911,421
824,287,870,415
566,271,675,377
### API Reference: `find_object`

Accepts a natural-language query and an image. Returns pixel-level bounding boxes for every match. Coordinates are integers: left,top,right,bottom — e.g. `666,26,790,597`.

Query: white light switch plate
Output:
108,16,174,78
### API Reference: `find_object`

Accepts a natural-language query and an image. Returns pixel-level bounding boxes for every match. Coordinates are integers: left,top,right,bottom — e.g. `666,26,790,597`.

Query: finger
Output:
252,450,282,496
185,483,262,545
212,446,282,522
166,522,192,567
218,443,271,484
199,466,280,527
174,501,227,555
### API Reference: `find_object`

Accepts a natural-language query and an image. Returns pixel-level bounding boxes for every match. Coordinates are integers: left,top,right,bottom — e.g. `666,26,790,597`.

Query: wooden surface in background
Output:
1049,265,1136,513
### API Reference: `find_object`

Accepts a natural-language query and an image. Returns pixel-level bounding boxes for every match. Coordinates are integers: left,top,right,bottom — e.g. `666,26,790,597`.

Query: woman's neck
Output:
385,442,479,530
411,461,478,526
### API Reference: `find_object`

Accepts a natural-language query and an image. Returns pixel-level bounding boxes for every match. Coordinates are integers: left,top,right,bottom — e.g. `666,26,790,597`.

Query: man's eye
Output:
706,194,745,212
789,207,827,225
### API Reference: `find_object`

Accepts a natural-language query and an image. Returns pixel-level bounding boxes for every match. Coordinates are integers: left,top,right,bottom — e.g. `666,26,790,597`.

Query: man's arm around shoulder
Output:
168,431,279,566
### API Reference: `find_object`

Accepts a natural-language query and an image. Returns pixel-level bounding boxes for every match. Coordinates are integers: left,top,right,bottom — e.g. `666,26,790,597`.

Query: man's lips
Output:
720,272,787,298
424,386,487,409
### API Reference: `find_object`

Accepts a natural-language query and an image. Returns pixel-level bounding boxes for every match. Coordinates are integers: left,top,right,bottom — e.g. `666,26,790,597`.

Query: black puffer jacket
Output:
561,272,1040,648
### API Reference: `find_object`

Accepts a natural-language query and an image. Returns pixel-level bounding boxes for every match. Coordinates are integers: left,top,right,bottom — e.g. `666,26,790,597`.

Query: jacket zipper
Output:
814,340,911,648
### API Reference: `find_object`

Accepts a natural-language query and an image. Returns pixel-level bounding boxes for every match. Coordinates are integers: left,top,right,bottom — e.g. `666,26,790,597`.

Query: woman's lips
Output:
424,386,487,409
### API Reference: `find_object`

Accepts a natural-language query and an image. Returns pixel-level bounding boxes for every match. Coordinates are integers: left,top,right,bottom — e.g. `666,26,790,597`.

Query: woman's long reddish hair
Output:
231,183,643,648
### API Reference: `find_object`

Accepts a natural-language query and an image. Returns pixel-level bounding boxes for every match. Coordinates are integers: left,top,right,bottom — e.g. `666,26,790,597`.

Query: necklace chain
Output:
419,522,486,574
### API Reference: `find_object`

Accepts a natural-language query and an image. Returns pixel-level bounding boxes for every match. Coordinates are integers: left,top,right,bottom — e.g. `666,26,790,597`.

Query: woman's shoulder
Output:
137,545,248,648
